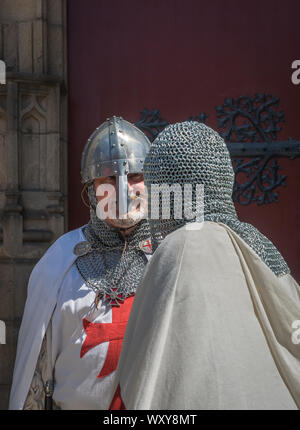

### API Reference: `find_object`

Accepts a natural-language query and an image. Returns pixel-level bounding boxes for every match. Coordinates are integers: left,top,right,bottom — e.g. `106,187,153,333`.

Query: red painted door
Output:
67,0,300,281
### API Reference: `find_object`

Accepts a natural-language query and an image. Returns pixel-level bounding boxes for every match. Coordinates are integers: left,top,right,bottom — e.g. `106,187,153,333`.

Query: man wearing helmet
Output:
9,117,152,410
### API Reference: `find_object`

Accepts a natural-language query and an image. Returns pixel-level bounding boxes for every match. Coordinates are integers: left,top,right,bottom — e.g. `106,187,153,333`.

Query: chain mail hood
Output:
74,183,152,307
143,121,290,277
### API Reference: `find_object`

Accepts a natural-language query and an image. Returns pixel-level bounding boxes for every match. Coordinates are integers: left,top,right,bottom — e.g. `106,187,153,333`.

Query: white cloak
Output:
112,221,300,410
9,227,86,410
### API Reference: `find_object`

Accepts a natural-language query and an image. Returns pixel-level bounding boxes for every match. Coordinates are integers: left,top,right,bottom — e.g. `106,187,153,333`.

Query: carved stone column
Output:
0,0,68,409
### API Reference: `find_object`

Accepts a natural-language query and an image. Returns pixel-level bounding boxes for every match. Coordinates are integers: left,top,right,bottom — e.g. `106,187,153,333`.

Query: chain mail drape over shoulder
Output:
143,121,290,277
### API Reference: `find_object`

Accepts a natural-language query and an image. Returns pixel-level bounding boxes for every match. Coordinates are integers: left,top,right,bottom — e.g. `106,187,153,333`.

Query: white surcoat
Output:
9,226,147,410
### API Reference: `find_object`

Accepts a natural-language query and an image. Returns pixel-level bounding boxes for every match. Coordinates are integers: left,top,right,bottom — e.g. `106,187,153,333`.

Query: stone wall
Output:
0,0,68,409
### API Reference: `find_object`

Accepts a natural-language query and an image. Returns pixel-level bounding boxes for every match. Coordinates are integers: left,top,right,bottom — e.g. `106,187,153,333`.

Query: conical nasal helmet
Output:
81,116,151,217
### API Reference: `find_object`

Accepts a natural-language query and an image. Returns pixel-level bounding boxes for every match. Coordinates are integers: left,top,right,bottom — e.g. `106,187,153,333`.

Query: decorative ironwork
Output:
232,156,287,205
135,108,169,142
135,96,300,205
216,94,284,143
216,94,300,205
135,109,208,142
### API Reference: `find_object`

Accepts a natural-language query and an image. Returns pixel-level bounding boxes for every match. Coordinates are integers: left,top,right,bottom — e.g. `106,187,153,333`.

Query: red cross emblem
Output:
80,295,134,378
139,238,152,254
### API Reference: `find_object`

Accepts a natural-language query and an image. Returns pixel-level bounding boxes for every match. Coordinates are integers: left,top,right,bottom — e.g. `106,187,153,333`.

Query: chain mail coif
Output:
143,121,290,277
75,184,152,307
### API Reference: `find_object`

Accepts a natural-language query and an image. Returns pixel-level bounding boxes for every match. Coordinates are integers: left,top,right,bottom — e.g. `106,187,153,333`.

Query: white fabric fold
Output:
9,227,86,410
112,221,300,410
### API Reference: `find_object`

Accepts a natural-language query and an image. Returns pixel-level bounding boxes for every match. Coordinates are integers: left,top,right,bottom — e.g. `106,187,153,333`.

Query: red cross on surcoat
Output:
80,295,134,378
142,240,152,252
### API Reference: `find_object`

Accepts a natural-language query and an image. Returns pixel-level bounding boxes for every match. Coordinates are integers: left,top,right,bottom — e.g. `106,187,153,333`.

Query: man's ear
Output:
81,182,91,209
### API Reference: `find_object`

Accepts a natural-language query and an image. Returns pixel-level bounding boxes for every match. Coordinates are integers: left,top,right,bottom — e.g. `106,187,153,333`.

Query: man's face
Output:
93,173,146,229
